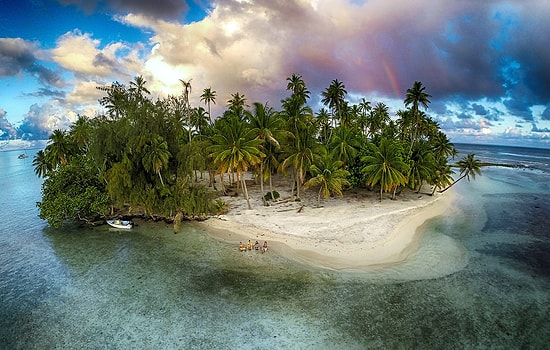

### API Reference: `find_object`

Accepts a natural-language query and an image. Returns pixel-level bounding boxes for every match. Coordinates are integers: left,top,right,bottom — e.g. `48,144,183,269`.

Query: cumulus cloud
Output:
17,103,76,140
532,124,550,133
0,109,17,140
51,30,143,79
0,38,64,87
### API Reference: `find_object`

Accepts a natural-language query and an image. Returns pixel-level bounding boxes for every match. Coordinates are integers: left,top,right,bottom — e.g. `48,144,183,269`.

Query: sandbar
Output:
201,175,456,271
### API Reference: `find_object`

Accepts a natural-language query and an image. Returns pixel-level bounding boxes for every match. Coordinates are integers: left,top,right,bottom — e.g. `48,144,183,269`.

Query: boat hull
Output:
106,220,133,229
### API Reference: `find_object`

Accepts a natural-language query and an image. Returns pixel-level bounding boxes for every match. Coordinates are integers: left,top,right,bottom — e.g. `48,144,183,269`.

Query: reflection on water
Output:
1,148,549,349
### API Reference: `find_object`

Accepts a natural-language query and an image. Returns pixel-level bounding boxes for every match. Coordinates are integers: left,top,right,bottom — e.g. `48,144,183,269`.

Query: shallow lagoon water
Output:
1,146,549,349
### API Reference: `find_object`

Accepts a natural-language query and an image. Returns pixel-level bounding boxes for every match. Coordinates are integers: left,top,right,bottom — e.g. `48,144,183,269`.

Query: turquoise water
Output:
1,146,549,349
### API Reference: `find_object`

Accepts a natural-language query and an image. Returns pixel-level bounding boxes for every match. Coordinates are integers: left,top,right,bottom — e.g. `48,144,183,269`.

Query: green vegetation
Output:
35,75,480,228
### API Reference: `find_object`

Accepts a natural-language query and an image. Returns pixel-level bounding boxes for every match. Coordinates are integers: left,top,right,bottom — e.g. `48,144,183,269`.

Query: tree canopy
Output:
35,75,478,228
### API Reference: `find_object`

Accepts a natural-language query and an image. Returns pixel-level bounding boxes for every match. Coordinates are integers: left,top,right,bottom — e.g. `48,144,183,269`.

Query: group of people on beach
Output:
239,240,268,253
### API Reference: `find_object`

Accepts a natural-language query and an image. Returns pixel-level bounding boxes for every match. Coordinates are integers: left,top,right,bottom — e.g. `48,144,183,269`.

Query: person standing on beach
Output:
247,240,253,251
262,241,268,253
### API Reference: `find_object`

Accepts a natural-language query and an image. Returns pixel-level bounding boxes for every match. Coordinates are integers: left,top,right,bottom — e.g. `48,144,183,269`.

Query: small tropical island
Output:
34,75,482,267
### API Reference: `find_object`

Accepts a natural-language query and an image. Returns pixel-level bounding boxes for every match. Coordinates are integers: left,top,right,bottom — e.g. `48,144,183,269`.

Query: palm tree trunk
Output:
290,170,296,199
208,170,215,189
269,172,274,201
259,162,268,206
158,172,165,186
296,169,302,200
260,162,265,194
219,173,226,195
241,174,252,209
439,173,467,193
379,186,383,201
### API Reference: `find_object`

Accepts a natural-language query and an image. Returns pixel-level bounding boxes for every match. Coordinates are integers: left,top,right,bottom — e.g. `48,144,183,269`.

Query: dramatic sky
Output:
1,0,549,148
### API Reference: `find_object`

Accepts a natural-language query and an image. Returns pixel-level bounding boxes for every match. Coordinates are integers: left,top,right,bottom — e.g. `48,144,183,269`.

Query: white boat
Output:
106,219,133,229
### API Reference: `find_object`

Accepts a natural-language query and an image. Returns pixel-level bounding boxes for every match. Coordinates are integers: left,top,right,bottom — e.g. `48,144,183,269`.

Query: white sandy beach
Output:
202,174,456,271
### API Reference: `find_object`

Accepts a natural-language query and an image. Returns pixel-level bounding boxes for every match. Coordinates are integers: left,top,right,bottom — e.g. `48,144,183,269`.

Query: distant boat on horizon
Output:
18,153,29,159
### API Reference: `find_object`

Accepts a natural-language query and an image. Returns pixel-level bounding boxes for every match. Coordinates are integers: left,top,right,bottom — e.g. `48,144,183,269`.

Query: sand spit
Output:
201,175,456,271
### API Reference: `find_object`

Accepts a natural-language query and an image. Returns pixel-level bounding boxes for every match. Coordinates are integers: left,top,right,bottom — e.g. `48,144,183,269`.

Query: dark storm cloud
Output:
456,112,472,120
91,52,125,75
505,8,550,103
472,103,488,116
28,64,64,87
271,1,550,122
0,39,35,76
92,52,116,68
0,38,64,87
503,96,533,122
58,0,190,20
25,88,66,100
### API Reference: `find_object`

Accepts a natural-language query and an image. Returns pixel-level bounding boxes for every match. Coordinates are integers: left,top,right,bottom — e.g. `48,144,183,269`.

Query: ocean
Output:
1,144,549,349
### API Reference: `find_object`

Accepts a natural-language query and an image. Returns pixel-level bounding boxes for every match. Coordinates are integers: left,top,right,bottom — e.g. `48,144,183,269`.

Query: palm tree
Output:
368,102,391,140
180,79,192,106
430,131,457,162
440,153,482,192
246,102,286,201
358,98,371,136
226,92,247,117
315,108,331,144
321,79,347,127
45,129,73,168
281,122,322,200
345,104,360,128
404,81,431,146
97,81,128,119
328,125,361,166
304,151,350,203
407,140,436,193
129,75,151,102
286,73,310,105
180,79,193,142
200,87,217,122
281,96,313,138
190,107,210,136
396,109,414,143
431,162,455,195
208,118,264,209
362,138,409,201
142,135,172,186
262,142,282,202
69,115,91,153
33,150,52,178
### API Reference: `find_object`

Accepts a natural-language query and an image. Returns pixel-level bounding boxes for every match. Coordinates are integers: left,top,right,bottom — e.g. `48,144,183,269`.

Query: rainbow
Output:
383,61,402,98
